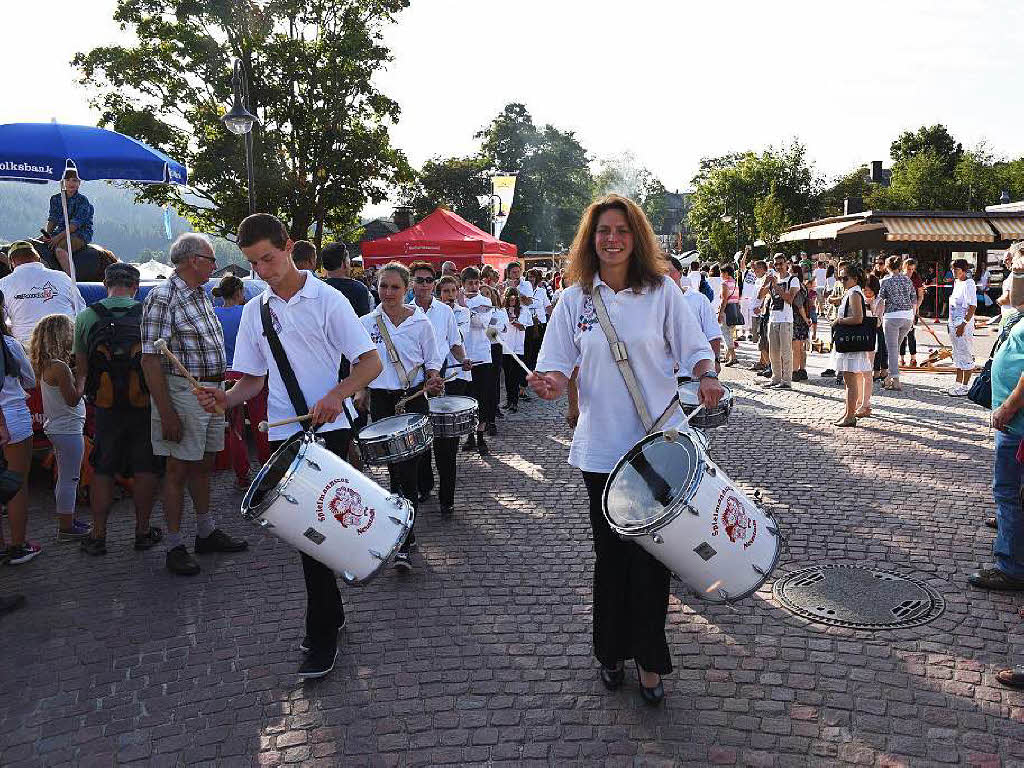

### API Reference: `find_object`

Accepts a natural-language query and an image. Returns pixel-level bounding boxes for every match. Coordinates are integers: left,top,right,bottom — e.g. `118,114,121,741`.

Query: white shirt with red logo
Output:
0,261,86,346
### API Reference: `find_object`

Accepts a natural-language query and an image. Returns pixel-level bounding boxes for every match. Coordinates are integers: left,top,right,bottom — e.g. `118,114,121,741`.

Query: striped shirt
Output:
141,273,226,379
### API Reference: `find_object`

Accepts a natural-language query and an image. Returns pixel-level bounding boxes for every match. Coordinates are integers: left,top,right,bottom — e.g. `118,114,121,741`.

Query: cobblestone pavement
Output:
1,320,1023,767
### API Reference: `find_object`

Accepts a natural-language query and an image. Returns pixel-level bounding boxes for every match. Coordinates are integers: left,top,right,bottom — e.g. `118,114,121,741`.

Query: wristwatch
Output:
699,370,720,381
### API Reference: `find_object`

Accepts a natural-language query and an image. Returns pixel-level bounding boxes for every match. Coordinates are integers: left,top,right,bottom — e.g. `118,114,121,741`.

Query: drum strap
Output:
261,299,310,418
375,315,422,391
590,287,654,433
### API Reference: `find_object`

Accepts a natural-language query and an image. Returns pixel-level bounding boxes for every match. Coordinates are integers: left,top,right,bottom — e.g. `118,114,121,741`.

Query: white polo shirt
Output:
516,278,534,304
680,287,724,344
769,274,800,324
503,306,531,355
463,293,494,363
231,272,375,441
414,297,460,369
446,302,472,382
0,261,86,345
537,275,714,473
531,283,551,323
360,306,442,390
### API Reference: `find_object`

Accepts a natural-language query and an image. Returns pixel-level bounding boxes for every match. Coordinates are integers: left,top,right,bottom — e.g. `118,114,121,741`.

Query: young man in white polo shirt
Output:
409,262,472,514
194,214,382,680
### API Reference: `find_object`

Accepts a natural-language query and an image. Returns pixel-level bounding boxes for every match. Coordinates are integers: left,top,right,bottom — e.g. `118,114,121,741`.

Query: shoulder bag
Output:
832,291,876,353
967,312,1024,409
724,283,744,326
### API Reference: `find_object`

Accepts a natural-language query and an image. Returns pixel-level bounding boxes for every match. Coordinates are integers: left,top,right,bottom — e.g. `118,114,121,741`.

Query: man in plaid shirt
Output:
141,233,247,576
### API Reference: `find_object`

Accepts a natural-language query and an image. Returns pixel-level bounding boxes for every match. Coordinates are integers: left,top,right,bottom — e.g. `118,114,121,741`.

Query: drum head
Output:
678,380,732,407
244,432,306,516
604,432,702,530
360,413,427,439
429,396,477,413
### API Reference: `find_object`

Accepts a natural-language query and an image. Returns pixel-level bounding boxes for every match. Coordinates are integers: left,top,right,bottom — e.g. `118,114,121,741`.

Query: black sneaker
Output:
968,568,1024,591
462,434,477,452
393,552,412,572
195,528,248,553
80,536,107,556
494,409,504,420
299,616,346,653
519,392,531,401
297,646,338,679
0,593,26,616
440,504,455,516
757,367,772,378
166,545,201,576
477,435,489,455
821,368,836,377
485,422,497,436
417,489,433,503
134,526,163,551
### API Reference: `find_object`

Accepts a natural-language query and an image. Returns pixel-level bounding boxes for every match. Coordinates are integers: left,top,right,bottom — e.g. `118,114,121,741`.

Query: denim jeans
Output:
992,430,1024,579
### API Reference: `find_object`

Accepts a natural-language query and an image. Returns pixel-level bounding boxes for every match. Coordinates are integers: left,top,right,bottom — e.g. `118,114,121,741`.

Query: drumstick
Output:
685,404,705,425
258,414,312,432
485,327,532,375
153,338,225,414
395,369,465,411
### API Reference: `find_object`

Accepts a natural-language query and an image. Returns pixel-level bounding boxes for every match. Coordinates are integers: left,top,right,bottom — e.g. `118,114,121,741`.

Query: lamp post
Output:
222,59,258,215
481,193,501,238
721,213,740,254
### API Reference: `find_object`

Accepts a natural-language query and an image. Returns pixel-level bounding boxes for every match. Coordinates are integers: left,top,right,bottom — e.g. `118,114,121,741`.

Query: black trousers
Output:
269,429,351,654
490,343,503,410
470,362,497,424
874,326,887,371
418,378,467,506
900,325,917,355
369,387,427,550
524,324,541,372
582,471,672,674
503,354,523,407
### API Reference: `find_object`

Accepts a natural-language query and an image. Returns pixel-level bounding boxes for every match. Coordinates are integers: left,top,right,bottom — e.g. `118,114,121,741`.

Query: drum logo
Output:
711,490,757,549
316,478,375,535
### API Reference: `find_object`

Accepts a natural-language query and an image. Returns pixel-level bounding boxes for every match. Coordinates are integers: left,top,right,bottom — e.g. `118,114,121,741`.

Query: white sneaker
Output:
947,385,968,397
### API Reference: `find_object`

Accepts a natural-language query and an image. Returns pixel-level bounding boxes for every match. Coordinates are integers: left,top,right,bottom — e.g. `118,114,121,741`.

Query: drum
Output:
428,395,478,438
678,381,733,428
357,413,432,465
603,429,781,604
241,432,414,585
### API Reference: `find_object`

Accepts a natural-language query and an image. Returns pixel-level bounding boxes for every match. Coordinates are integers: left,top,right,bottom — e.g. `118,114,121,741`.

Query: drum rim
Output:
358,412,431,440
240,431,310,521
679,381,733,407
602,430,705,535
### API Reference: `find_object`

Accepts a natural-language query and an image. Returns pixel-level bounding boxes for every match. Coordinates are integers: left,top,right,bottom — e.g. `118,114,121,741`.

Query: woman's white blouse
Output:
463,293,494,362
503,307,530,355
537,275,714,473
360,306,442,390
447,304,472,382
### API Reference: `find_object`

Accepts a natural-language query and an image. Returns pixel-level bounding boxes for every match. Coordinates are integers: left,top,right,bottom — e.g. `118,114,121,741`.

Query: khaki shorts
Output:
151,375,225,461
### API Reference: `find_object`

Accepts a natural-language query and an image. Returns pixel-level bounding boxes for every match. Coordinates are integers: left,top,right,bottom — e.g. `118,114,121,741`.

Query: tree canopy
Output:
74,0,413,244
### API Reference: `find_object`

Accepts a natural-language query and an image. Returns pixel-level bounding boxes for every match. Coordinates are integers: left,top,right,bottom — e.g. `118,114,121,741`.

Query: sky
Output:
2,0,1023,213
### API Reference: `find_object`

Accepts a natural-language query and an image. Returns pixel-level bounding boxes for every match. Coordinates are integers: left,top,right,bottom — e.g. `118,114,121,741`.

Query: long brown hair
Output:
29,313,74,378
565,194,666,293
503,287,522,318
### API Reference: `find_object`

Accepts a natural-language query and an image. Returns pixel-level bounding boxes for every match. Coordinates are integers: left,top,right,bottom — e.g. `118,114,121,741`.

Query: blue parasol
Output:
0,122,187,280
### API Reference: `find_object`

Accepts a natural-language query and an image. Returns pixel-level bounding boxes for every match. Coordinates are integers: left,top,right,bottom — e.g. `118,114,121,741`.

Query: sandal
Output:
134,526,164,551
833,416,858,427
996,666,1024,689
855,409,873,418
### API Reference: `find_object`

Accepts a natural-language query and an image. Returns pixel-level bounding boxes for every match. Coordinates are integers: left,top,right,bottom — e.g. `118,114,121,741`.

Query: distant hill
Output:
0,180,245,266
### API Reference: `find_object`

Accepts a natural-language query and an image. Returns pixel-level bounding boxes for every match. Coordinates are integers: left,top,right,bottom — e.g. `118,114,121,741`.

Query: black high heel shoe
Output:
634,661,664,705
600,663,624,690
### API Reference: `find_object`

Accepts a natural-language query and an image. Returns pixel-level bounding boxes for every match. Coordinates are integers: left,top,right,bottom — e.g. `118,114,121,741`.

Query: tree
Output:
594,151,668,225
869,150,956,210
818,165,872,217
890,124,963,177
74,0,413,244
401,155,490,230
754,184,787,251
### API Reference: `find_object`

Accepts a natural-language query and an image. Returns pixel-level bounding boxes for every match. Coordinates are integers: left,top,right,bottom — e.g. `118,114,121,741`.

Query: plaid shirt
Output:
142,273,226,379
48,191,94,243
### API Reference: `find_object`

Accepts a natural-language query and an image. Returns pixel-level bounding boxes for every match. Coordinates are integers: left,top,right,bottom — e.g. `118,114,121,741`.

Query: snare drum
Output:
603,429,781,604
678,381,733,428
357,413,432,465
428,396,478,438
242,432,414,585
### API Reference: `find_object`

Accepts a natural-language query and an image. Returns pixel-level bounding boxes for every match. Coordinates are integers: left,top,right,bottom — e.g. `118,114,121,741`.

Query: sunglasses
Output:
414,276,435,284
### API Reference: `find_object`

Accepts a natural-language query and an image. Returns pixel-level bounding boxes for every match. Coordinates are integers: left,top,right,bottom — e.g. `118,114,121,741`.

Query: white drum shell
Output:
242,435,414,585
605,432,780,603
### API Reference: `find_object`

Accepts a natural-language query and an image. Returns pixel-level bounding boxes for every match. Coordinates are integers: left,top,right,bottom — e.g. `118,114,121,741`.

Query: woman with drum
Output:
528,194,724,705
360,262,443,571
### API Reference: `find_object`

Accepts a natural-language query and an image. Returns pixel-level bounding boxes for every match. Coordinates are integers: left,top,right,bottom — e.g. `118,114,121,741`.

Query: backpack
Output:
699,275,714,302
84,302,150,409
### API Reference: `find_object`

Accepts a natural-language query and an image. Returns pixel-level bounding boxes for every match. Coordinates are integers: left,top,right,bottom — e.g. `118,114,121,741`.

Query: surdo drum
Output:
428,395,478,438
678,380,734,429
356,413,432,465
603,428,781,604
241,432,414,585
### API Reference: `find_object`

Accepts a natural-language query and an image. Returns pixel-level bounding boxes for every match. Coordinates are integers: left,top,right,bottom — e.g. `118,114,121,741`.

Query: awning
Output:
778,219,863,243
881,216,994,243
988,216,1024,241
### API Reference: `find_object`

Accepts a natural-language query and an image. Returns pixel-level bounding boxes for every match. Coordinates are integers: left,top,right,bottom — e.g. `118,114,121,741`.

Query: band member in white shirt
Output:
194,213,382,680
409,262,472,515
501,287,531,412
460,267,497,455
360,262,443,569
528,194,723,706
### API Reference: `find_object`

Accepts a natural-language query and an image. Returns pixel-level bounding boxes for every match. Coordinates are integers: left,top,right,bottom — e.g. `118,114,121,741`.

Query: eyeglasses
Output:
414,276,435,284
192,253,217,264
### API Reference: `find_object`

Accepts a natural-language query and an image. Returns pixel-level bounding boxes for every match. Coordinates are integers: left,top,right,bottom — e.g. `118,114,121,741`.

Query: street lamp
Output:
721,213,740,253
222,59,258,214
481,193,501,237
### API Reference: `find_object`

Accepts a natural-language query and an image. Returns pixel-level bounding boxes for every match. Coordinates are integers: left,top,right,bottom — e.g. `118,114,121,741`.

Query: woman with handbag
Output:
790,264,811,381
719,264,742,366
832,263,874,426
527,194,723,706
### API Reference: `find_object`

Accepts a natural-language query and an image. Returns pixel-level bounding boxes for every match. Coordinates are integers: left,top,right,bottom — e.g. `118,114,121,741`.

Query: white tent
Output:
129,259,171,281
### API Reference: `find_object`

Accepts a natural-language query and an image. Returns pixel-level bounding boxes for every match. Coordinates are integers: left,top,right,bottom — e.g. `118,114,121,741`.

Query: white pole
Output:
59,178,77,283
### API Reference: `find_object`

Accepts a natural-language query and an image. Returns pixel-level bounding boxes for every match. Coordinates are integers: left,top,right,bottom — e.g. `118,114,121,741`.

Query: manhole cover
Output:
773,565,945,630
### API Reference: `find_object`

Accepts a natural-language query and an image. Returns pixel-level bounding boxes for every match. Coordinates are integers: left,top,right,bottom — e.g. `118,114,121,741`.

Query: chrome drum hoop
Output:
241,431,311,522
428,396,478,438
357,414,433,465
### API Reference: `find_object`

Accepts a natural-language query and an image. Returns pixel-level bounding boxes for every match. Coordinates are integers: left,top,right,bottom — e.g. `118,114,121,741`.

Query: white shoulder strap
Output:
375,314,421,390
590,287,654,433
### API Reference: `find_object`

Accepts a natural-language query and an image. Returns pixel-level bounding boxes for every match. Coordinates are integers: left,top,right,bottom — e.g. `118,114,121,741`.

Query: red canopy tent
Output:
361,207,518,270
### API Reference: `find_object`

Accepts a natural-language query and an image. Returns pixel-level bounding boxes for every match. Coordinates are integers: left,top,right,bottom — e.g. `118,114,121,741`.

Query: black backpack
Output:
84,302,149,409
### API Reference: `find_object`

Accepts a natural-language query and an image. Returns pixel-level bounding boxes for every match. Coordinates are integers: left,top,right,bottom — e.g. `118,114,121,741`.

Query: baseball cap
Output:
7,240,38,259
